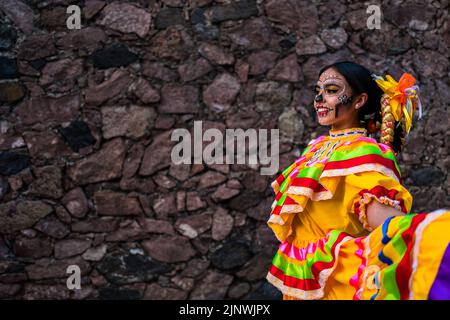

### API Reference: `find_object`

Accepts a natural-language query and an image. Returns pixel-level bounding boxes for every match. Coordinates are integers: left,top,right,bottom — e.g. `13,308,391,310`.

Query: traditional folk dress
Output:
266,127,450,300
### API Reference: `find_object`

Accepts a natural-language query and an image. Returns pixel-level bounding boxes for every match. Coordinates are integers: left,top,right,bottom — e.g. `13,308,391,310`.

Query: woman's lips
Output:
315,105,332,118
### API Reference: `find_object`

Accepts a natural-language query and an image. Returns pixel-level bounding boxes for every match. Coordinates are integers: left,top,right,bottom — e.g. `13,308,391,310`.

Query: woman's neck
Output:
329,127,367,139
331,120,362,131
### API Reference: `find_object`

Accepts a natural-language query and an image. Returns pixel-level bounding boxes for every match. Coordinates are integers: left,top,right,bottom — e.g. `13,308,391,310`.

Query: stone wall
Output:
0,0,449,299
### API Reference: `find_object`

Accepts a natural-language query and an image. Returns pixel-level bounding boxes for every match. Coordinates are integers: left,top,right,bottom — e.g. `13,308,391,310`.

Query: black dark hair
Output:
318,61,383,126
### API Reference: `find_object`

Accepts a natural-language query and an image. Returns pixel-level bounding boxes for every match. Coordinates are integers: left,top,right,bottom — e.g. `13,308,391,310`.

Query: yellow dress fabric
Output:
266,127,450,300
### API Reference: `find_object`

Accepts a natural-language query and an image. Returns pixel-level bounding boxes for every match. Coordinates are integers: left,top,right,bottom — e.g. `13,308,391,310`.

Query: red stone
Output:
67,138,126,185
226,17,273,50
18,33,57,60
175,213,212,238
178,58,212,82
140,131,176,176
123,144,145,179
0,201,53,234
101,106,156,139
198,171,227,189
211,207,234,241
94,191,143,216
142,235,196,263
235,59,249,83
54,239,92,259
119,176,156,194
23,131,72,160
198,43,235,65
264,0,318,37
55,27,107,51
29,166,63,199
23,284,70,300
296,35,327,56
159,84,199,114
25,257,90,280
84,0,106,20
106,218,175,242
152,193,177,219
71,218,119,233
0,0,34,35
14,94,80,127
144,283,187,300
186,191,207,211
14,237,53,258
131,78,160,104
142,61,178,81
97,2,152,38
61,187,89,218
203,73,240,113
149,26,193,61
190,270,233,299
211,184,240,202
248,50,278,75
85,70,133,106
267,53,300,82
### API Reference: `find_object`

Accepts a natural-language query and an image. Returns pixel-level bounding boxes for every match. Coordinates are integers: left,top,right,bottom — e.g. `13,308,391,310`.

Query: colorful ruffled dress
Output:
266,127,450,300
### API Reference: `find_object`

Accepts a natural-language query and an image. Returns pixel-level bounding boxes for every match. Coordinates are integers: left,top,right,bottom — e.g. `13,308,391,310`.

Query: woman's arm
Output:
366,200,405,230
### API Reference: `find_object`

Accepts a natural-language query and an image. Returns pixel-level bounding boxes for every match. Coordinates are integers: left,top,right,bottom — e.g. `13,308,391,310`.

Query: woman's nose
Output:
314,93,324,102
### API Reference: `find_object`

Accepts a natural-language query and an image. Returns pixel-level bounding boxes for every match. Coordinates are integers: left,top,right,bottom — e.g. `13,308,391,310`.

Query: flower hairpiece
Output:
371,72,423,135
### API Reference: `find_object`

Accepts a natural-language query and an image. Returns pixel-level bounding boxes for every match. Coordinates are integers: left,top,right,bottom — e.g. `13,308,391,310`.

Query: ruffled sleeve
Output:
268,135,338,242
345,171,413,231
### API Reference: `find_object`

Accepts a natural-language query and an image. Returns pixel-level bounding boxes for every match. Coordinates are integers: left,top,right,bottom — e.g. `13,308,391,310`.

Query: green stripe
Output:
281,162,296,177
272,253,314,279
296,166,323,180
276,193,287,206
378,215,414,299
271,231,343,281
279,178,290,193
301,145,312,156
390,215,413,255
279,164,323,193
329,144,400,174
329,144,396,162
278,163,298,193
381,265,400,299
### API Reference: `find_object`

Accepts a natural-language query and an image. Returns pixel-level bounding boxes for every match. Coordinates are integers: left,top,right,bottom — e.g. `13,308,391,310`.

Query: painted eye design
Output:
338,94,352,104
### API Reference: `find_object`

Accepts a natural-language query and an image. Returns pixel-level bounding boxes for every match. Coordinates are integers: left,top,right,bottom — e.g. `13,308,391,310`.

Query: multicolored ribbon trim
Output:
371,72,423,134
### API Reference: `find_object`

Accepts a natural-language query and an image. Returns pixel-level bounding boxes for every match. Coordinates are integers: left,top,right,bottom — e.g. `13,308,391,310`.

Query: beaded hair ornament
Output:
371,72,423,154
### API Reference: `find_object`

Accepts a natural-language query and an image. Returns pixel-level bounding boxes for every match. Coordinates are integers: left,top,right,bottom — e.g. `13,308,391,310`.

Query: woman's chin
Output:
317,117,334,126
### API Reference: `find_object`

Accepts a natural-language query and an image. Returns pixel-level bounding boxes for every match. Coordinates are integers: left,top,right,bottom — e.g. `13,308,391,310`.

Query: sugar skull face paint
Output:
315,70,348,98
313,68,356,126
338,94,353,105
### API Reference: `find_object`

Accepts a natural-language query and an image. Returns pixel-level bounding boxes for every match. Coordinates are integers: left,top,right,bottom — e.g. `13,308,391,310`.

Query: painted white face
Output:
314,70,347,98
313,68,354,126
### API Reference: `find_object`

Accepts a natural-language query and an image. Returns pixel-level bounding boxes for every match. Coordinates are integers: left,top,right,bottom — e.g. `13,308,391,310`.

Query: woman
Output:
266,61,450,300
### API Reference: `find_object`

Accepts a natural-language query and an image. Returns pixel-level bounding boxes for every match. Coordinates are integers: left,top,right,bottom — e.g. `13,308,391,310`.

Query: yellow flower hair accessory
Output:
371,72,423,135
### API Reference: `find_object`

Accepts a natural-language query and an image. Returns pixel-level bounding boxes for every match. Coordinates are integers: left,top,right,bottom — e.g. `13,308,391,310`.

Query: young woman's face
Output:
313,68,359,128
